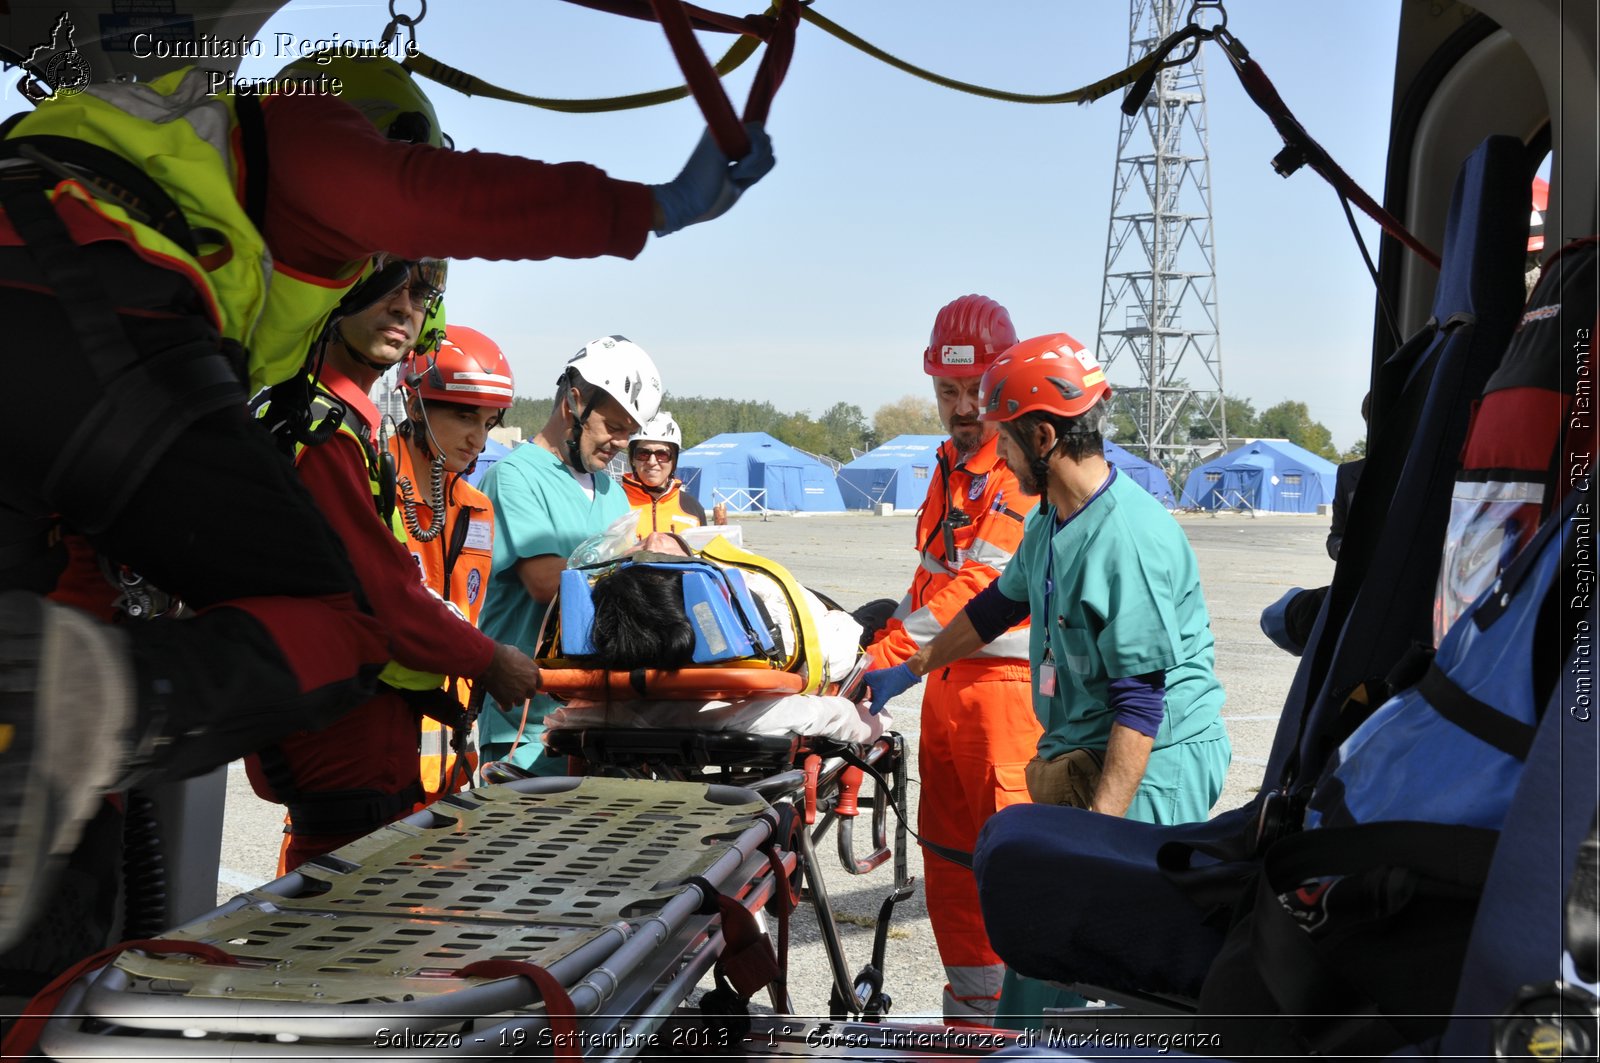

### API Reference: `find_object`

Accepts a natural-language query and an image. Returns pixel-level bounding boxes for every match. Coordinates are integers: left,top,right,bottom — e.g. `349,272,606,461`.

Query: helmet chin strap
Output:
562,384,602,475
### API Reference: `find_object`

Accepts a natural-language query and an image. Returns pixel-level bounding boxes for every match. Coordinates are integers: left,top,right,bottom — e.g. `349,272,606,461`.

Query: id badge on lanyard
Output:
1039,650,1058,697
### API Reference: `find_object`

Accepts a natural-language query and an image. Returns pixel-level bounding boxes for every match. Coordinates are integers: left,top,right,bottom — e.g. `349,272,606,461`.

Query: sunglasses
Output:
633,448,674,463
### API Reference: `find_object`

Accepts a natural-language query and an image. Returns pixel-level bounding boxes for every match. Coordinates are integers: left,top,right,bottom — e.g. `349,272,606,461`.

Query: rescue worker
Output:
622,412,706,537
865,332,1231,1027
0,50,774,953
860,294,1042,1025
389,325,515,803
248,269,538,871
478,337,665,772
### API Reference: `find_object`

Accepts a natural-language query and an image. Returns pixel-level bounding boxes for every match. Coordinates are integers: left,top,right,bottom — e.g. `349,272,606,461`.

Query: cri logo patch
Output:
466,568,482,605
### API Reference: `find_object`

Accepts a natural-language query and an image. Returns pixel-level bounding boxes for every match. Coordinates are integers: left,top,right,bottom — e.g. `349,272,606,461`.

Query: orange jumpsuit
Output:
621,473,706,538
389,437,497,803
867,433,1040,1024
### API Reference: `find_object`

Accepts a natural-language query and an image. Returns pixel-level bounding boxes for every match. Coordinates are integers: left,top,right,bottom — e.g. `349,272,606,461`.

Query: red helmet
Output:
923,294,1019,378
403,325,514,409
978,332,1110,422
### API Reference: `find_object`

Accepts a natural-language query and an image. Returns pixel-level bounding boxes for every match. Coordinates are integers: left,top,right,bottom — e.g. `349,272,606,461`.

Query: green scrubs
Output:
993,469,1231,1027
478,443,629,772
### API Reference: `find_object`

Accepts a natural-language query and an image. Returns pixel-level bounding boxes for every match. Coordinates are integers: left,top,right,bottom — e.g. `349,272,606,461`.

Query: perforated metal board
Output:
103,777,771,1007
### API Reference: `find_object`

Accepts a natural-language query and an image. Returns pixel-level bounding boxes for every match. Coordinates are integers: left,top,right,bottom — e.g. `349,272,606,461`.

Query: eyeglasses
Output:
634,448,674,464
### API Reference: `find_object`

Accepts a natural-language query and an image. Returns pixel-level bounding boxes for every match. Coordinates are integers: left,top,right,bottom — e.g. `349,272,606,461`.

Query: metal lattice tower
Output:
1095,0,1226,468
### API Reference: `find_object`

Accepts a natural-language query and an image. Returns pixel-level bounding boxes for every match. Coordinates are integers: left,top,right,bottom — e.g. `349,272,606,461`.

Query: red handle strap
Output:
647,0,750,158
2,939,238,1058
456,959,579,1061
1220,41,1441,270
559,0,799,159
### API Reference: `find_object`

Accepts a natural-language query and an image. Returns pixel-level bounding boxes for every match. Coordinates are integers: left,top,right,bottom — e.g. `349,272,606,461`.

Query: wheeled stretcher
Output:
529,543,918,1021
33,776,799,1059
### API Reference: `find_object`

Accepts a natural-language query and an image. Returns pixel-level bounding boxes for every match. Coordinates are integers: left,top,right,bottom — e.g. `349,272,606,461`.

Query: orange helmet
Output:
403,325,514,409
924,294,1018,377
978,332,1110,422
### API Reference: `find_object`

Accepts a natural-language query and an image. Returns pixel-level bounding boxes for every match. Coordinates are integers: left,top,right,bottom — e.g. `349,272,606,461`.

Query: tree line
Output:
501,391,1361,465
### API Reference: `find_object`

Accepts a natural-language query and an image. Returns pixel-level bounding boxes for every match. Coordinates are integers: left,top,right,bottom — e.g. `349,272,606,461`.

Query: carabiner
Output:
1185,0,1228,38
381,0,426,51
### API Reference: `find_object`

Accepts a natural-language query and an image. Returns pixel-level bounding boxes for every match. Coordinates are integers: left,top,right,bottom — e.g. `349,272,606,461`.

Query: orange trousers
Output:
917,660,1041,1022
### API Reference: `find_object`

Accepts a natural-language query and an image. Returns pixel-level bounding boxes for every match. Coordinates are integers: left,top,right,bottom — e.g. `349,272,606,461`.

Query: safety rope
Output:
402,3,1166,119
403,31,762,114
796,5,1163,106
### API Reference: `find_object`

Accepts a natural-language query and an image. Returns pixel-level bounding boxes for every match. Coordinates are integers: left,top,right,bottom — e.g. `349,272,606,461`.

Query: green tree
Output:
817,401,872,461
1255,400,1340,460
872,395,944,442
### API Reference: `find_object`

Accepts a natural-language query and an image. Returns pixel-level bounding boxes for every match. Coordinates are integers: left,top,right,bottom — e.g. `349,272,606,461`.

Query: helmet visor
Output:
369,253,448,315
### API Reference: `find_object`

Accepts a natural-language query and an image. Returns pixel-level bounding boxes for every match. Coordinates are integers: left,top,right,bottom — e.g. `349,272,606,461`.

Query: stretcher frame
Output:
36,776,796,1059
539,722,916,1022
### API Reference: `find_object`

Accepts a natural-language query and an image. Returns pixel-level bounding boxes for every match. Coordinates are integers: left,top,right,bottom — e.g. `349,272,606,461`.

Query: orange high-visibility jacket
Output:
869,434,1038,668
388,436,495,801
622,473,706,538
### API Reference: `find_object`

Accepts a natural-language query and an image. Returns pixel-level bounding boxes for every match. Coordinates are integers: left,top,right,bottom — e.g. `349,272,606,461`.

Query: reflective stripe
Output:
891,593,913,622
920,552,956,578
945,963,1005,1007
980,628,1032,660
901,604,941,645
964,537,1015,569
1452,480,1544,502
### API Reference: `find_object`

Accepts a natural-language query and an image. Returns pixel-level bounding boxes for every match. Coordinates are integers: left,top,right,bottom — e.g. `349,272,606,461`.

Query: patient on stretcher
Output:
541,531,890,744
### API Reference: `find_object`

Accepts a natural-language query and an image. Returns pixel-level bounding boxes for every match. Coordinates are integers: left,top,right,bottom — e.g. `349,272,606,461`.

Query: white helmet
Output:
630,411,682,450
563,335,663,426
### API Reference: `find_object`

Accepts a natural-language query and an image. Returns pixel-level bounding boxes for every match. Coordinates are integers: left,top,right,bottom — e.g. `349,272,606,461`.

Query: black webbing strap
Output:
1416,662,1536,761
442,497,474,588
230,91,269,231
0,134,197,255
835,744,975,869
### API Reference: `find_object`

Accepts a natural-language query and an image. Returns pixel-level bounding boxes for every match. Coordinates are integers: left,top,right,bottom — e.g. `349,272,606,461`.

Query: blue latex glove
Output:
1259,586,1306,656
862,663,921,715
650,121,776,236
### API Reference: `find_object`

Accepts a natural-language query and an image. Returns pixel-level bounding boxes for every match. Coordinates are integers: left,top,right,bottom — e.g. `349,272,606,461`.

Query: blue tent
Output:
1103,440,1177,508
1180,439,1338,512
677,432,846,513
837,434,944,510
464,437,512,489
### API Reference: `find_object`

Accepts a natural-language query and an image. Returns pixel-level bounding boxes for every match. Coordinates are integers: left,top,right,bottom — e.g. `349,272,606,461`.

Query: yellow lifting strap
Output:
402,26,761,112
698,534,826,695
795,6,1164,106
401,4,1167,115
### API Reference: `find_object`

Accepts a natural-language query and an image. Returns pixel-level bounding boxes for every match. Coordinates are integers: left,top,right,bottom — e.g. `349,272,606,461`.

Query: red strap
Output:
2,940,237,1058
759,834,796,992
741,0,801,125
559,0,800,158
1224,46,1441,270
456,959,579,1061
648,0,750,158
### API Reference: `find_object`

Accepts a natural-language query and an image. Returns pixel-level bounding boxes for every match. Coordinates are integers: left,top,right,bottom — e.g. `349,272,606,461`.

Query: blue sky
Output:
42,1,1412,448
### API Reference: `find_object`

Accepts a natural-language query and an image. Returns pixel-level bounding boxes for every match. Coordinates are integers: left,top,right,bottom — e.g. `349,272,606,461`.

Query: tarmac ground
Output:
215,508,1334,1024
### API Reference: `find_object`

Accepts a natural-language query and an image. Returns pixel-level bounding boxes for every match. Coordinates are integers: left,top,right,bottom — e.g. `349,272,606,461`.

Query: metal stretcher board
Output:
39,776,786,1059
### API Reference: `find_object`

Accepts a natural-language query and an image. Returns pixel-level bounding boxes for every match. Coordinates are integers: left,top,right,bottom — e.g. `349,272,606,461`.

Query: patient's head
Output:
588,565,694,671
